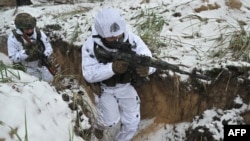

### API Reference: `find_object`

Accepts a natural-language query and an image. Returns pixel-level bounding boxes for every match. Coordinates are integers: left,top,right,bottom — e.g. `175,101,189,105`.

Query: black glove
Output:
25,47,40,61
112,60,129,74
136,66,149,77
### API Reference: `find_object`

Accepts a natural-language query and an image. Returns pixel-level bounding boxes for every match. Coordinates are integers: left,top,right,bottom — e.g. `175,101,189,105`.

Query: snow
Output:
1,0,250,140
0,72,85,141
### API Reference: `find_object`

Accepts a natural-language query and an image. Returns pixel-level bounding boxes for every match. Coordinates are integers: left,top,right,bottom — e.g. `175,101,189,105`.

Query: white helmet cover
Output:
94,8,126,38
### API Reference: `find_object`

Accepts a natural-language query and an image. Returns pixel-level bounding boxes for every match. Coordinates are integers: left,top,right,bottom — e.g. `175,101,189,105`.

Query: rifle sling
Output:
22,33,32,44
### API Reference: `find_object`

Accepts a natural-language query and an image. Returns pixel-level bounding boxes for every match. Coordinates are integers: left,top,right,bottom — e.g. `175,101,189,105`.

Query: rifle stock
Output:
95,47,211,80
38,50,57,76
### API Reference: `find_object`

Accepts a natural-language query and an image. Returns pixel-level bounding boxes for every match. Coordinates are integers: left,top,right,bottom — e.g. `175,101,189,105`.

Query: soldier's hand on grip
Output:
112,60,129,74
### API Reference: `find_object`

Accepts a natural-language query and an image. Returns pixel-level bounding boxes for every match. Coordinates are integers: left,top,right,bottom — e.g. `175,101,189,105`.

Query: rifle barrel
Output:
96,47,211,80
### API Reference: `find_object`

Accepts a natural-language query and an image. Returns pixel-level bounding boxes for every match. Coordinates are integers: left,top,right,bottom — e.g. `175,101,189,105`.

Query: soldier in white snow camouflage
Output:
7,13,54,82
81,8,156,141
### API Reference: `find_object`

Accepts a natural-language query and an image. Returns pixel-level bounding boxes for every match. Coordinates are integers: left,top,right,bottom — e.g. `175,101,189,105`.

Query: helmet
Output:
94,8,126,38
14,13,36,29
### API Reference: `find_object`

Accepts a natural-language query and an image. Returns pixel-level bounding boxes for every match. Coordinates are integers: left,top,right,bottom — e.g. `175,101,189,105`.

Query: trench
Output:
1,36,250,140
50,40,250,124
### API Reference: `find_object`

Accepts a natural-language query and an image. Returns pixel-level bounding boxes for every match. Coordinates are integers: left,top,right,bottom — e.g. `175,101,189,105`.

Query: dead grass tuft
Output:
194,3,221,12
225,0,242,9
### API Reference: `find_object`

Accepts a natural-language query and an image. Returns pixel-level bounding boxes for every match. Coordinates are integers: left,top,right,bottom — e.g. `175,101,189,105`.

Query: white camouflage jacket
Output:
7,28,53,64
82,26,156,85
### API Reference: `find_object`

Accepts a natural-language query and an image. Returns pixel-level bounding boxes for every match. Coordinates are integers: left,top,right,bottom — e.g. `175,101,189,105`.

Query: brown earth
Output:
0,0,15,7
1,37,250,140
61,41,250,140
48,40,250,124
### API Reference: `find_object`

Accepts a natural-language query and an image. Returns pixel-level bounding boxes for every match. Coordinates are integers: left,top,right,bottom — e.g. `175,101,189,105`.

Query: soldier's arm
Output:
7,33,28,63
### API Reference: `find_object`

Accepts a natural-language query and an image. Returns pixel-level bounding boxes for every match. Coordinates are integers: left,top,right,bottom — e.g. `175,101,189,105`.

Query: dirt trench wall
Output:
1,37,250,124
136,70,250,123
49,41,207,123
0,0,16,6
50,41,94,99
136,74,204,123
51,41,250,124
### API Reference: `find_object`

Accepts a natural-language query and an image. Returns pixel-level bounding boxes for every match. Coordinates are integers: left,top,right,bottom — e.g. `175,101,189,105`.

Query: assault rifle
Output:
37,49,57,76
95,46,211,81
21,32,57,76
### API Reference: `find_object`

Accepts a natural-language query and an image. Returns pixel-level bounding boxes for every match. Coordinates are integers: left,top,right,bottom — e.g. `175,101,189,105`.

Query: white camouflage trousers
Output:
24,60,54,82
94,83,140,141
